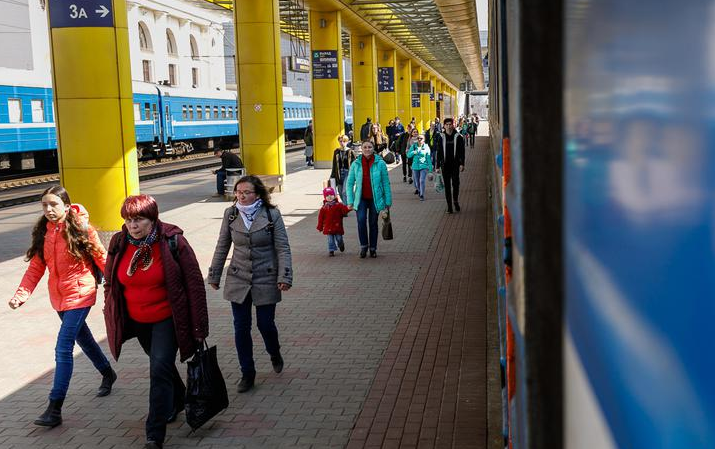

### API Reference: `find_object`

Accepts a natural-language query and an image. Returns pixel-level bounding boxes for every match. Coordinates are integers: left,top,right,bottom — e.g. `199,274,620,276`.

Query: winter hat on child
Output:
323,187,336,198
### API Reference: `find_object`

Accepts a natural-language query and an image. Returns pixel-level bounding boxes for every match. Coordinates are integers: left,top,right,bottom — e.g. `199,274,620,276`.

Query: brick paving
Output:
0,134,494,448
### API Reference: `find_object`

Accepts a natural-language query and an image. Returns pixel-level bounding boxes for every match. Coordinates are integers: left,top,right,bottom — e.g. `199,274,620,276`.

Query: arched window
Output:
166,29,177,56
190,35,199,60
138,22,152,52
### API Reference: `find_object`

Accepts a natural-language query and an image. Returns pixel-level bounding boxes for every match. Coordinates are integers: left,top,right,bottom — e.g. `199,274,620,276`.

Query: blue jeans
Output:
338,168,349,202
216,169,227,194
413,169,428,198
50,307,111,401
356,198,379,250
327,234,344,252
132,317,184,444
231,292,280,378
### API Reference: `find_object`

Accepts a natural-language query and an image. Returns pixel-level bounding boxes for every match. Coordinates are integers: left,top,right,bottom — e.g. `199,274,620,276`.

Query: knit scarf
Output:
235,199,263,230
126,225,158,276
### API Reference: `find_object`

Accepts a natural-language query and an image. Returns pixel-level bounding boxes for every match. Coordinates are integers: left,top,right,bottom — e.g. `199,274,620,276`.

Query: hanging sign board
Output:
377,67,395,92
312,50,339,79
290,56,310,73
49,0,114,28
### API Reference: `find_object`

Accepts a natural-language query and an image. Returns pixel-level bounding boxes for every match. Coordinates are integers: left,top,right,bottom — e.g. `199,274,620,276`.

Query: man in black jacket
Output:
359,118,372,142
213,149,244,196
434,118,465,213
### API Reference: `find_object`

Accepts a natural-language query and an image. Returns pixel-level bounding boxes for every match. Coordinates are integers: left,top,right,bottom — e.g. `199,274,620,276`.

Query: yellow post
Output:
309,10,345,169
234,0,285,189
453,88,459,117
411,65,423,131
436,80,444,121
396,58,412,124
429,74,437,125
47,0,138,236
376,49,397,129
351,35,378,132
420,71,430,133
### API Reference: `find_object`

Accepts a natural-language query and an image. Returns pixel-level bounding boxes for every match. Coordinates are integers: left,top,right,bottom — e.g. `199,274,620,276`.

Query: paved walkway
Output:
0,133,497,448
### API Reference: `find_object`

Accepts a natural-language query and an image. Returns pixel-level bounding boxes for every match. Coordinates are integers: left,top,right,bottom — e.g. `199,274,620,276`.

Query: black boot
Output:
271,352,284,373
96,366,117,397
454,201,461,212
34,399,63,428
237,374,255,393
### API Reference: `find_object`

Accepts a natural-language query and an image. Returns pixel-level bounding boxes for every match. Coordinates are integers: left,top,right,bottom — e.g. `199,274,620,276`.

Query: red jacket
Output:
317,202,350,235
103,221,209,362
11,204,106,311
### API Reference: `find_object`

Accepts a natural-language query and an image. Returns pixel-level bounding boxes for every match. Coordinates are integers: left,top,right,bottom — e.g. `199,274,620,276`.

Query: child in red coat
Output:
317,187,350,256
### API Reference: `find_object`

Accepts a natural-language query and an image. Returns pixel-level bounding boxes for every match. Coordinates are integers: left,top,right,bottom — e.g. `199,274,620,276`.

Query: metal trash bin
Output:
224,168,246,200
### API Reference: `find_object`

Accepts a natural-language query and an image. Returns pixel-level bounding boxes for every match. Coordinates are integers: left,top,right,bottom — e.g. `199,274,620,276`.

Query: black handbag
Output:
381,210,394,240
185,342,229,431
381,150,396,164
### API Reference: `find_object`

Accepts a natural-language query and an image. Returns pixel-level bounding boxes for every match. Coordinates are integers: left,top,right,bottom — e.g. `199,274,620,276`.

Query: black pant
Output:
401,150,412,178
231,292,280,378
133,317,185,444
442,169,460,210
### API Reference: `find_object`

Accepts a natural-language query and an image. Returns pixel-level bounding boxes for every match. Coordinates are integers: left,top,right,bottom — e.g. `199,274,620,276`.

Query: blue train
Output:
0,81,352,169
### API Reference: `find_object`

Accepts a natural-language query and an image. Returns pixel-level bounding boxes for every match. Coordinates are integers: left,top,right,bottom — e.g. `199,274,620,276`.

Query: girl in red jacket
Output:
317,187,350,256
8,185,117,428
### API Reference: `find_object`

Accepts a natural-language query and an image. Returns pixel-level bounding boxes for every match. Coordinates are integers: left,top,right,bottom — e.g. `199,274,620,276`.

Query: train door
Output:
164,103,173,141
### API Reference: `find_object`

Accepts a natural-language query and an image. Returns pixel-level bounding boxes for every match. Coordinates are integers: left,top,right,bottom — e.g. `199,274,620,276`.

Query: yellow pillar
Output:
396,58,411,123
420,71,430,133
436,80,444,121
429,74,437,125
234,0,285,188
309,10,345,168
411,65,422,131
48,0,138,235
351,35,377,132
453,88,459,117
377,49,397,129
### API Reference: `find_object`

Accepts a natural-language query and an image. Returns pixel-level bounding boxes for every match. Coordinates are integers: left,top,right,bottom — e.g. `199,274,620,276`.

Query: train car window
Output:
182,106,188,120
205,105,210,119
213,106,219,119
8,99,22,123
228,107,234,119
133,103,141,121
188,105,194,120
283,107,286,117
165,105,169,120
151,103,157,119
31,100,44,123
197,106,203,119
221,106,226,119
144,103,151,120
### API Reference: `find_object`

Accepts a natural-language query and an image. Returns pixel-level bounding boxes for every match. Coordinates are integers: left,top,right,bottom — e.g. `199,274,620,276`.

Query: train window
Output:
165,105,169,120
221,106,226,118
133,103,141,121
283,107,286,117
31,100,44,123
227,107,232,119
213,106,219,119
197,106,202,119
151,103,157,119
188,105,194,120
182,105,187,120
8,99,22,123
144,103,151,120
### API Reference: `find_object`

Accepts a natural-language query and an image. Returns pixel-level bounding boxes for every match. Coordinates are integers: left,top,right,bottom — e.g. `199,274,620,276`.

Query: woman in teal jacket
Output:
407,135,433,201
345,140,392,258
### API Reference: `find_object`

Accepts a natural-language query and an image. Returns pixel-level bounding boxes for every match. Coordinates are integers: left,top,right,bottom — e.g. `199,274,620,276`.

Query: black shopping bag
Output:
185,343,229,431
381,210,394,240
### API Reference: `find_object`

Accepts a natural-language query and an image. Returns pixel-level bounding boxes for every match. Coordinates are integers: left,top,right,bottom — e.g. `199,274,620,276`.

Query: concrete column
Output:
309,10,345,169
48,0,138,235
377,49,397,128
350,35,378,131
396,58,411,124
234,0,286,188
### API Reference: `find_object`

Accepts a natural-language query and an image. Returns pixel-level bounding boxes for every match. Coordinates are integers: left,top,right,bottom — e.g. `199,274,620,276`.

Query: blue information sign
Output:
411,93,421,108
49,0,114,28
377,67,394,92
312,50,339,80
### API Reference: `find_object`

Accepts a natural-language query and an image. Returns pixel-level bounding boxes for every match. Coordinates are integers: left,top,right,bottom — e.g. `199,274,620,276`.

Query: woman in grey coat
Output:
208,175,293,393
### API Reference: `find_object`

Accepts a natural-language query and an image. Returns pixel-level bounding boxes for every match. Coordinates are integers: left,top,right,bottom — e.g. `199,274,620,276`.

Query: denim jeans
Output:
413,169,428,198
356,198,378,250
216,169,226,194
231,292,280,378
338,168,349,203
133,317,185,444
327,234,344,252
50,307,111,401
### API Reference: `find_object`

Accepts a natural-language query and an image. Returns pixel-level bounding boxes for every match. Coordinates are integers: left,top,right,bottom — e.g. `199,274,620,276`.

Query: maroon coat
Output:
317,202,350,235
103,221,209,362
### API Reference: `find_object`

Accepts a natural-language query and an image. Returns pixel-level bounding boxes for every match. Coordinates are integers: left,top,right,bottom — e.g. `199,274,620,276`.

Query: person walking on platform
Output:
368,122,388,153
407,134,433,201
330,134,356,203
103,194,208,449
317,187,350,256
435,118,466,213
212,148,244,197
8,185,117,429
345,141,392,258
386,119,396,148
396,123,416,182
467,118,477,147
304,120,314,167
209,175,293,394
390,117,405,163
425,122,438,164
359,117,372,142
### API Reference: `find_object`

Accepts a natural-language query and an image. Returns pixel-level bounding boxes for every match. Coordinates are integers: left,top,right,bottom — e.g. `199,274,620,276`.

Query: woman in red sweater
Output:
103,194,208,449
